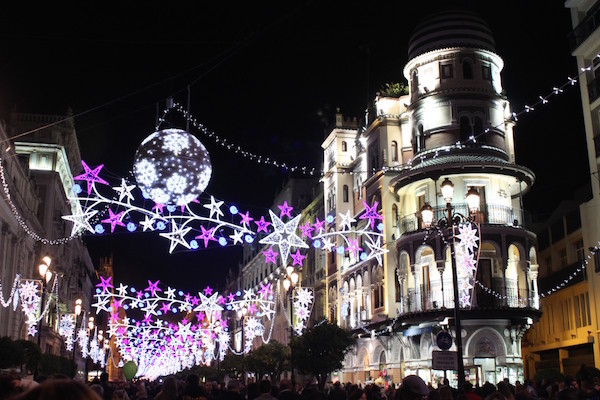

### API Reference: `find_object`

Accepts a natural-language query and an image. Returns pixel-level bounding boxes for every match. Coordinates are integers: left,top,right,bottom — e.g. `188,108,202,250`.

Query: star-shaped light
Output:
277,201,294,218
101,209,126,233
195,226,217,248
73,160,109,195
346,238,361,257
263,247,278,264
159,221,192,253
258,283,272,298
338,210,356,230
313,218,325,234
255,216,271,233
62,209,98,235
322,238,335,251
165,287,176,300
290,250,306,266
229,230,244,245
116,283,128,297
359,201,384,229
113,178,136,202
139,216,155,232
203,196,224,219
145,280,161,296
456,223,479,253
96,276,113,292
364,236,388,266
299,222,314,238
238,211,253,227
259,210,308,265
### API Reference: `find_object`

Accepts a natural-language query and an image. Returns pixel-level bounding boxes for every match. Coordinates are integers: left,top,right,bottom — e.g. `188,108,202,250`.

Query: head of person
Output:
401,375,429,400
14,379,102,400
259,379,272,394
227,379,242,393
185,373,200,388
279,379,292,391
161,376,178,396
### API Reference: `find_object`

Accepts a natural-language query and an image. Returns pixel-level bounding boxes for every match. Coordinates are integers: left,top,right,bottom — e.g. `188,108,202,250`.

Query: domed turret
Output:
408,9,496,60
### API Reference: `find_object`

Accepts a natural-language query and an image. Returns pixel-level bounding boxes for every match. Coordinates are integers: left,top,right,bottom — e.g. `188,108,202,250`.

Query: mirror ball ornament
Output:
133,128,212,206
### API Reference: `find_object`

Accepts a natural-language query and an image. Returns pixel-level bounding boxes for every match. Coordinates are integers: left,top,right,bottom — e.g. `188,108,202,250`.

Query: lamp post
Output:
421,177,480,393
237,306,248,385
72,299,82,363
37,256,53,349
283,266,299,385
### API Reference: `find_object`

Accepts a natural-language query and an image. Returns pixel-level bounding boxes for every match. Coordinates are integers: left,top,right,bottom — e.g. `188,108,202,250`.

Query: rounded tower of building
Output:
404,9,511,163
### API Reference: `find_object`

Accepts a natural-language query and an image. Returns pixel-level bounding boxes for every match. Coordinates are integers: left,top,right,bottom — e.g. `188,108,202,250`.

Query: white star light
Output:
140,216,155,232
203,196,224,219
159,221,192,253
113,179,136,202
259,210,308,265
165,287,176,300
229,230,244,245
338,210,356,230
117,284,129,297
62,209,98,235
322,238,335,251
456,223,479,253
364,236,388,266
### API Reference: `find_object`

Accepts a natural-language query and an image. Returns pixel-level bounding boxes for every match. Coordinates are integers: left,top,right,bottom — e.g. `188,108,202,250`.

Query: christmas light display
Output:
453,223,480,308
133,128,212,206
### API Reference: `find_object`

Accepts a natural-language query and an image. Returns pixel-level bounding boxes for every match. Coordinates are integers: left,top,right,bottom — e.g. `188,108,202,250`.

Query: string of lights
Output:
0,274,20,307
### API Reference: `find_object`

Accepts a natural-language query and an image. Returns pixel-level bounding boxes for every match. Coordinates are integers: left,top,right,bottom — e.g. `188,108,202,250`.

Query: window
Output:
482,65,491,80
391,141,398,162
545,256,552,272
392,204,398,228
441,64,453,79
474,117,483,136
460,116,471,142
343,185,349,203
411,70,419,93
560,249,568,268
575,293,591,327
463,60,474,79
342,141,347,152
575,240,585,262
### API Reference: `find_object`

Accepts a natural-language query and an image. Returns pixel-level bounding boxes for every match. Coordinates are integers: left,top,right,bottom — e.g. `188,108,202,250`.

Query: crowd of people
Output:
1,369,599,400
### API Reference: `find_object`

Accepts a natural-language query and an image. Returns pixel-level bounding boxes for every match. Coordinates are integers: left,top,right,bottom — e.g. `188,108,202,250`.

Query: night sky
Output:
0,1,588,292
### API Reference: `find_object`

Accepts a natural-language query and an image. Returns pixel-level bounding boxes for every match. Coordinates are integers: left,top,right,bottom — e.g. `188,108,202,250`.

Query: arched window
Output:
392,204,398,227
391,141,398,162
474,116,483,136
342,141,347,152
411,70,419,93
343,185,349,203
460,116,471,142
463,60,474,79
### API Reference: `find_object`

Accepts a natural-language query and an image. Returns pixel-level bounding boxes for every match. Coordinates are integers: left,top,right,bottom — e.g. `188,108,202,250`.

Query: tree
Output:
0,336,24,369
244,340,290,382
219,352,245,378
379,82,408,97
290,322,356,389
14,339,41,374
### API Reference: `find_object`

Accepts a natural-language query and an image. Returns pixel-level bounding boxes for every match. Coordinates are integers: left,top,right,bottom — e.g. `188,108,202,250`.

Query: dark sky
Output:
0,1,588,292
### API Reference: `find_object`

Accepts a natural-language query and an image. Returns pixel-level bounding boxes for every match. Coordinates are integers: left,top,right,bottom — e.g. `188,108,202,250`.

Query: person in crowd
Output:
300,380,326,400
178,374,209,400
278,378,299,400
12,378,102,400
254,380,277,400
464,382,482,400
221,379,243,400
155,376,179,400
100,372,115,400
395,375,429,400
327,381,346,400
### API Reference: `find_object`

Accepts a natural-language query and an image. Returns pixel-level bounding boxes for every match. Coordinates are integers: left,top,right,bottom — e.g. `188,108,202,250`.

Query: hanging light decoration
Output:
133,128,212,206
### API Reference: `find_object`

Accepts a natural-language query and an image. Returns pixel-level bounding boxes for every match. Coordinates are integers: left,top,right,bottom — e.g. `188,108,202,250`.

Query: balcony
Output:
397,203,532,236
402,286,536,315
589,75,600,104
568,3,600,51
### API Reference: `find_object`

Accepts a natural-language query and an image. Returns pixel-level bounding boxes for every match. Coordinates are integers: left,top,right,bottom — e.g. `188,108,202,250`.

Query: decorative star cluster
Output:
454,223,480,308
67,160,388,267
91,278,277,378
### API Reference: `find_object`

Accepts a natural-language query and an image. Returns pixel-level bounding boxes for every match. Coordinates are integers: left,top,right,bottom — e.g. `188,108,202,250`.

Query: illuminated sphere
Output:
133,128,212,206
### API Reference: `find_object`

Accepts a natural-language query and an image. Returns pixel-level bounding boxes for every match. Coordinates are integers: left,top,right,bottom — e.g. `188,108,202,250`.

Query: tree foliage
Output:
0,336,25,369
219,352,244,377
15,339,41,373
290,322,356,388
379,82,408,97
244,340,290,381
39,354,76,378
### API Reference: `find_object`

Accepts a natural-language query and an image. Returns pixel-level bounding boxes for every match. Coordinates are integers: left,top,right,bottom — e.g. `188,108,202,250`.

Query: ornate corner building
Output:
321,10,541,387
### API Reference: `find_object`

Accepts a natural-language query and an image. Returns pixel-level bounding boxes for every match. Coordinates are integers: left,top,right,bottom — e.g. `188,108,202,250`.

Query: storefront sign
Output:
432,350,458,370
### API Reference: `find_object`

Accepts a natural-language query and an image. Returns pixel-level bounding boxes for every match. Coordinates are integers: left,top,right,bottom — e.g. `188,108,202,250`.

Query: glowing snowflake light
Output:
133,128,212,206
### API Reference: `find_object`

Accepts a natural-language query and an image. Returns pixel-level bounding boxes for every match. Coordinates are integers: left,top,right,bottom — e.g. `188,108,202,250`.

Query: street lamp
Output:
283,266,299,384
237,306,248,384
73,299,82,363
37,256,53,348
421,178,480,393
